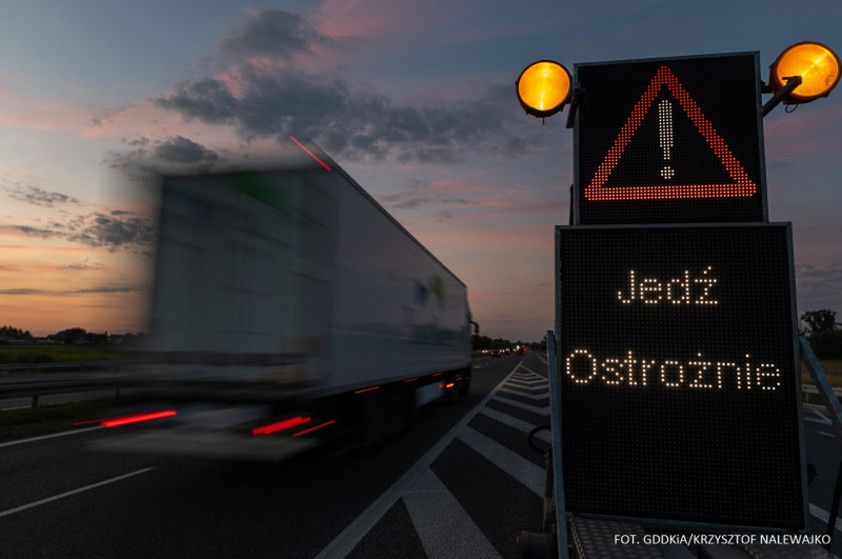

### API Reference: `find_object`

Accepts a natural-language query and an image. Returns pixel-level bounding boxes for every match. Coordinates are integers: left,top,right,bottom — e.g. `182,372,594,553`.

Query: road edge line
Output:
0,426,106,449
0,467,154,519
313,356,527,559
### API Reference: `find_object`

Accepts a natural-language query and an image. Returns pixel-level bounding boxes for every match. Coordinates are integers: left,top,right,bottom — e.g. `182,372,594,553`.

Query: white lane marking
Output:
479,408,551,444
0,467,154,519
457,427,544,497
498,388,548,402
0,426,106,448
518,365,544,377
509,377,549,384
492,396,550,415
508,373,545,380
819,431,835,438
505,378,548,388
403,469,502,559
509,373,541,380
314,357,527,559
805,406,832,425
501,385,549,398
537,355,547,364
810,503,842,533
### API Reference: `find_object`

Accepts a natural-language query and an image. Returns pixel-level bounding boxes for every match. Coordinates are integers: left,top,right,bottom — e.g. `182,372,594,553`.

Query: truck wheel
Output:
458,376,471,398
403,387,419,430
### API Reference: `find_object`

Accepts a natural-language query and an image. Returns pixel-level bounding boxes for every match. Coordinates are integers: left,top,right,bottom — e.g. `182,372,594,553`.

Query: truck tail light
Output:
252,416,312,436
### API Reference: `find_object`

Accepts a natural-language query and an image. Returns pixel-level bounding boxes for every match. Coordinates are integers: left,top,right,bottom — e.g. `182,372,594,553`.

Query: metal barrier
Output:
0,377,126,408
801,336,842,439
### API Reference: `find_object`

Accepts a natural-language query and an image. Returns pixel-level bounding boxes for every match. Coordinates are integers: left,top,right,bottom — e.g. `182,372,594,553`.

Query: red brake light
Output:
293,420,337,437
252,416,312,436
99,410,177,428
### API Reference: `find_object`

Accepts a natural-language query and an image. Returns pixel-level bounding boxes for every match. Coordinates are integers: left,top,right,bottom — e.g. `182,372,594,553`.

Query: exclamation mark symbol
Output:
658,99,674,179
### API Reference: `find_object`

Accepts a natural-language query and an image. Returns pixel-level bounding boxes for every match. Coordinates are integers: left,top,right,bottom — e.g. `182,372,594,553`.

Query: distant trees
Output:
472,334,513,350
530,338,547,353
472,334,545,351
48,328,115,345
0,325,32,340
48,327,90,345
802,309,842,359
802,310,837,335
0,325,143,346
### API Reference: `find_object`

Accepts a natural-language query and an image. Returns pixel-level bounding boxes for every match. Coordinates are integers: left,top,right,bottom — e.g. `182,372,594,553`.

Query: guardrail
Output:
801,336,842,439
0,376,128,408
0,344,832,413
0,359,121,372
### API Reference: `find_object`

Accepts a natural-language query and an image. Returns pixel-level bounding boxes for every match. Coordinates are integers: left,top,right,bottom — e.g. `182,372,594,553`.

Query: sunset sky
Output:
0,1,840,341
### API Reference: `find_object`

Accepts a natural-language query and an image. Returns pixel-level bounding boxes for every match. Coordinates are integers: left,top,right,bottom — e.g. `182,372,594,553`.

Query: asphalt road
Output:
0,353,546,558
1,352,841,558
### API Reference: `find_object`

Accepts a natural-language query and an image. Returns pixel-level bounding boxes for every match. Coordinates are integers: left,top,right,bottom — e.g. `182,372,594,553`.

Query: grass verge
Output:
0,398,116,429
0,345,127,364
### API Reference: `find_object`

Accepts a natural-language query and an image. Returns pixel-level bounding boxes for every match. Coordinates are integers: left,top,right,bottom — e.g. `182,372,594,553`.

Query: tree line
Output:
472,334,545,352
801,309,842,359
0,325,144,346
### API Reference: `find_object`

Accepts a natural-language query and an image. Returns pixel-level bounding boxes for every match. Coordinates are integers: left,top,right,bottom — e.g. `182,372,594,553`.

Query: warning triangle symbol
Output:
584,65,756,201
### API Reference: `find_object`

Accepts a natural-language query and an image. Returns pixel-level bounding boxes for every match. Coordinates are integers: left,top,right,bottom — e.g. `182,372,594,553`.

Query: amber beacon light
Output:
516,60,572,118
770,41,840,102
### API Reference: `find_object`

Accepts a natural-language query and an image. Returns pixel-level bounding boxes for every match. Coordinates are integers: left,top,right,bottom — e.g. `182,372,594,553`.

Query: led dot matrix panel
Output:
574,53,766,224
556,224,805,529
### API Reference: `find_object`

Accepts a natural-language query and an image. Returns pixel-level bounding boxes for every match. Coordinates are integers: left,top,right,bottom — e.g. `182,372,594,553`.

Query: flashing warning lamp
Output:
516,60,572,118
770,42,840,102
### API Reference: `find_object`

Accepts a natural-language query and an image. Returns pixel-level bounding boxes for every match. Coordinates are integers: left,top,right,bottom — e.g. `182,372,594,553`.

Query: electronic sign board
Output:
574,53,766,224
556,223,805,529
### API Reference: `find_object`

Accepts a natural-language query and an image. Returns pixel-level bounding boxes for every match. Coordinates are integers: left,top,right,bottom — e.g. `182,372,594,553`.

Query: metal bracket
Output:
761,75,803,117
547,331,571,559
565,88,583,129
801,336,842,440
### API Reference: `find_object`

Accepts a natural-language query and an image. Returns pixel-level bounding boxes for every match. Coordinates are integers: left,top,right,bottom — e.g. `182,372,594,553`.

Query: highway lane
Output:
0,353,539,558
3,351,842,558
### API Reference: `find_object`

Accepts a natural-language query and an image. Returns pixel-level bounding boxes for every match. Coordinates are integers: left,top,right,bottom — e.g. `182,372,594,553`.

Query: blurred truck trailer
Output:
103,147,473,459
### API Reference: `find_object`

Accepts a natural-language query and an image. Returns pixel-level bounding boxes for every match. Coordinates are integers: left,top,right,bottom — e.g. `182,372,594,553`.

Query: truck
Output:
102,145,473,460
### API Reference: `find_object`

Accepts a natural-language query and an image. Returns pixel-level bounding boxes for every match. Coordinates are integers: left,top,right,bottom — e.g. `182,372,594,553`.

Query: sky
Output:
0,0,840,341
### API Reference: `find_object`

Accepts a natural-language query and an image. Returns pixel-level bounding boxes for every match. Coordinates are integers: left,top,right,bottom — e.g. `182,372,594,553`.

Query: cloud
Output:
1,225,64,239
0,288,45,295
153,135,220,164
72,286,141,294
66,212,154,249
797,264,842,313
391,197,472,210
5,184,79,207
63,262,105,270
381,178,476,212
2,211,154,251
155,64,528,164
0,286,141,295
220,9,337,59
392,198,430,209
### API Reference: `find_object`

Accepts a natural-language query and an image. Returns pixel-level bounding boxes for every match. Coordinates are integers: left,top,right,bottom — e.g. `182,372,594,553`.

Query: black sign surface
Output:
556,224,804,529
574,53,765,224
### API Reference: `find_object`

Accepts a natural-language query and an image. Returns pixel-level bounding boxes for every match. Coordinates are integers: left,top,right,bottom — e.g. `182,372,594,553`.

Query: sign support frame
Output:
547,330,570,559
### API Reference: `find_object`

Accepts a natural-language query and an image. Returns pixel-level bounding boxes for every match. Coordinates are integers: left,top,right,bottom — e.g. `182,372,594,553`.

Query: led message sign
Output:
574,53,766,224
556,224,805,529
